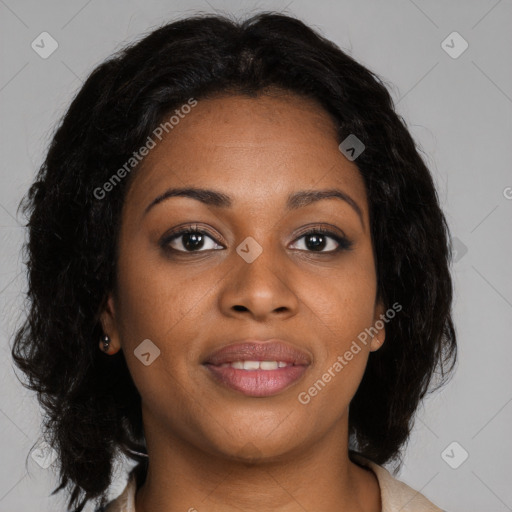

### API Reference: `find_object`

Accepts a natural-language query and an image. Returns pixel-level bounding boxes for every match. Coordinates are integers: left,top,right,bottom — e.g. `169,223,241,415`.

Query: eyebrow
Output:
144,186,364,228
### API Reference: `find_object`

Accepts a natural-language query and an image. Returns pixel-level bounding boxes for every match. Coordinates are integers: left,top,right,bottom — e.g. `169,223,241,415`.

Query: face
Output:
101,91,385,461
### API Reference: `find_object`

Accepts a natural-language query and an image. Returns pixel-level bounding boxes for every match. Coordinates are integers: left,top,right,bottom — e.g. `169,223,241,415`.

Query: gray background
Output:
1,0,511,511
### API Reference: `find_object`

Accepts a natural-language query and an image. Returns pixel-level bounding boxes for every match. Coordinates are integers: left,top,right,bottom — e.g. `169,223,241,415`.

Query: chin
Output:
203,428,305,464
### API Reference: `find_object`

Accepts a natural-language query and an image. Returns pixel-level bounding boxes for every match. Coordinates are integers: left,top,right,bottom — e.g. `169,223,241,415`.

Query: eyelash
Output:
160,224,354,255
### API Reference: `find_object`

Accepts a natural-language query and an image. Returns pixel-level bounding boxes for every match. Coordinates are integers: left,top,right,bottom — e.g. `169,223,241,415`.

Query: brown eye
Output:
160,226,224,253
289,227,353,253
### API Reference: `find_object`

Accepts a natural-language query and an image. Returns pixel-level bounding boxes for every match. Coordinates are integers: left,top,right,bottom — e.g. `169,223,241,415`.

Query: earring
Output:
100,334,111,353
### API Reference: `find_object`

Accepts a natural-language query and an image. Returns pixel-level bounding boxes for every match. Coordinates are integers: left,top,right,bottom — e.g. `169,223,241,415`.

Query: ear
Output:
99,293,122,354
369,298,386,352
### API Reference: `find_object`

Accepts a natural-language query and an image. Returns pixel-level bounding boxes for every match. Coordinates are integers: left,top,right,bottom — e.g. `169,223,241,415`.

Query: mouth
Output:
203,362,309,397
202,339,311,397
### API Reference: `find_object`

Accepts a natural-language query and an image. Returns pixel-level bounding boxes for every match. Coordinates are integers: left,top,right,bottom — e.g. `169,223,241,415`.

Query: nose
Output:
218,242,300,322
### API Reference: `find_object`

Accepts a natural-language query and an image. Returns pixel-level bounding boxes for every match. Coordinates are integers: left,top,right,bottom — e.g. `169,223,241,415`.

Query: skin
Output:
100,90,386,512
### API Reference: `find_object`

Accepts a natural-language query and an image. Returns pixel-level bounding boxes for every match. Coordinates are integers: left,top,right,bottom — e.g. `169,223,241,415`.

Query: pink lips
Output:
203,339,311,397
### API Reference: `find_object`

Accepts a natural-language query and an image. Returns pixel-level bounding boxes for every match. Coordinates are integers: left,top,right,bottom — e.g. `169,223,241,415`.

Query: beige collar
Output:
350,453,443,511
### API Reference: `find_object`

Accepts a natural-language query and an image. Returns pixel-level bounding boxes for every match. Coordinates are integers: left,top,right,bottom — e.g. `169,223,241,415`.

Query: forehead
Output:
123,92,368,219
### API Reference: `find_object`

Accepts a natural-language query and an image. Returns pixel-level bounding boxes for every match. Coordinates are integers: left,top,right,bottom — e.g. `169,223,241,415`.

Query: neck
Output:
134,409,381,512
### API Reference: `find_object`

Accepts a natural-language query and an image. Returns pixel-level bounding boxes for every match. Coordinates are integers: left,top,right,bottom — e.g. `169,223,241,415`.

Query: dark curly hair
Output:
11,10,457,512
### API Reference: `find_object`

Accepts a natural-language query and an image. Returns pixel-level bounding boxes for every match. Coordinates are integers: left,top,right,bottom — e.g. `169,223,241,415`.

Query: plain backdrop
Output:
1,1,511,511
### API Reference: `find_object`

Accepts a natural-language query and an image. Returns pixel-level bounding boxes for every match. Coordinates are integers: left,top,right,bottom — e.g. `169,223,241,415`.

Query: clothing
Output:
99,453,443,512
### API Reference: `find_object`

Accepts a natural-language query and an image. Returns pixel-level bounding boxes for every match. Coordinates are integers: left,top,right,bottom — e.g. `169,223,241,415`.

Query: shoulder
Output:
351,453,444,512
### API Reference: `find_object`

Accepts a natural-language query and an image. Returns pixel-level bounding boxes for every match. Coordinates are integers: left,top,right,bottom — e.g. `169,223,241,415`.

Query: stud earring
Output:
100,334,111,353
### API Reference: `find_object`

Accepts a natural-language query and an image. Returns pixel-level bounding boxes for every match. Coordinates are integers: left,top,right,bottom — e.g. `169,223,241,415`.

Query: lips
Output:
202,339,311,397
203,339,311,366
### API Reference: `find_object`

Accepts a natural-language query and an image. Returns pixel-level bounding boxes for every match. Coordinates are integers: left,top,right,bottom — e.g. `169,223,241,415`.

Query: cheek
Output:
296,281,373,423
301,255,377,347
114,241,225,397
115,241,213,346
295,254,377,402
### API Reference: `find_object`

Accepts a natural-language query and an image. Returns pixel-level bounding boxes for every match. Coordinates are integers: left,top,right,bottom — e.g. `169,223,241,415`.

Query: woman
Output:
12,11,456,512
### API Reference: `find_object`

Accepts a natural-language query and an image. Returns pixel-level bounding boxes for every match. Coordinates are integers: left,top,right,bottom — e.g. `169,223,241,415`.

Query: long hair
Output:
12,11,457,511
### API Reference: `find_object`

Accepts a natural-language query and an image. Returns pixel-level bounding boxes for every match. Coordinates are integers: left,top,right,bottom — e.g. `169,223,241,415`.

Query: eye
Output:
160,224,353,255
289,227,353,253
160,224,224,253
